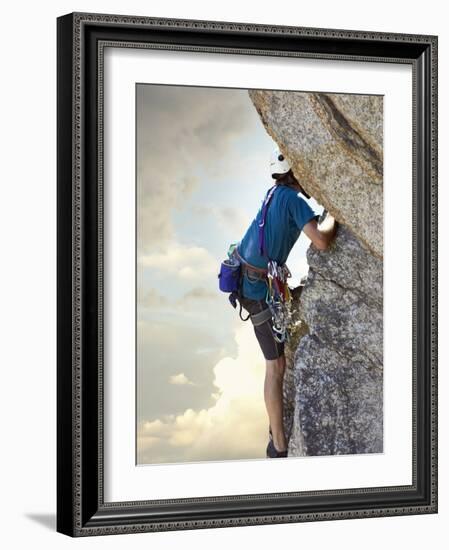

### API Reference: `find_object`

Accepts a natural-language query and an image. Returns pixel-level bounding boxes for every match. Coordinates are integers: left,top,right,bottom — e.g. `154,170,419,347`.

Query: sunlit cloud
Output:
137,319,233,421
169,373,196,386
137,325,268,464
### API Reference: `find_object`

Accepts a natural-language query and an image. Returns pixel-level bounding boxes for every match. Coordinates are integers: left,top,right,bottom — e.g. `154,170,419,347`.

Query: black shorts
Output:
239,296,285,361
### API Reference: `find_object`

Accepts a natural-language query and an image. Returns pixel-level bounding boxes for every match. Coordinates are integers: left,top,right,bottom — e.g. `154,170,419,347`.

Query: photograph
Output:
136,84,384,465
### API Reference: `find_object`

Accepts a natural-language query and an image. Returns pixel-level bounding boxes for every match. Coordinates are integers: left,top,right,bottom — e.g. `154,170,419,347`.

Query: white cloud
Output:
138,243,218,282
137,318,232,421
140,288,168,308
138,287,219,315
136,86,257,251
193,205,250,237
137,324,269,463
180,287,216,302
169,373,195,386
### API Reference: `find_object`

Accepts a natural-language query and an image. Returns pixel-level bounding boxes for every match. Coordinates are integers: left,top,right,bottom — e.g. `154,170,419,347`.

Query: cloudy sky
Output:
136,84,322,465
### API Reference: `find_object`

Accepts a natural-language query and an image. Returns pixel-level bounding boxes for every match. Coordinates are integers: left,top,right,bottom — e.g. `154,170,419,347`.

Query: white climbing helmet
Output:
270,147,291,178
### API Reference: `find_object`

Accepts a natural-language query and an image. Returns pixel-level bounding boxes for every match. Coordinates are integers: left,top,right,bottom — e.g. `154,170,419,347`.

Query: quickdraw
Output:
266,260,293,343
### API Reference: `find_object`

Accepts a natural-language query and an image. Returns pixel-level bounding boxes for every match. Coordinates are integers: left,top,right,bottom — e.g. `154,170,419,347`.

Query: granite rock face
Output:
282,286,309,456
248,89,383,456
287,226,383,455
248,90,383,258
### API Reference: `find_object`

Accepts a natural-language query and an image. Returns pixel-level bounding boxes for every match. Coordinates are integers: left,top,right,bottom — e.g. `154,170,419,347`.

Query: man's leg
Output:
239,297,288,454
264,354,287,452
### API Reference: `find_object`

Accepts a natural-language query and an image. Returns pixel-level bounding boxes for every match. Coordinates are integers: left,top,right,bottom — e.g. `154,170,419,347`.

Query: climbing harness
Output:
218,184,294,341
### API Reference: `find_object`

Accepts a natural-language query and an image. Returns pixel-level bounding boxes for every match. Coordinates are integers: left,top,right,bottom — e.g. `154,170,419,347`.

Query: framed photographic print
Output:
57,12,438,536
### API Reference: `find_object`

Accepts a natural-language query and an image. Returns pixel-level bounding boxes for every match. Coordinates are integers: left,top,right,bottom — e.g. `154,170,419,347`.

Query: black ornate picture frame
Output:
57,12,438,537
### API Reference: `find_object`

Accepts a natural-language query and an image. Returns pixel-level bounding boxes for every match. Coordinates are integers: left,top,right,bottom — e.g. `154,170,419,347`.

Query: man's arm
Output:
302,212,337,251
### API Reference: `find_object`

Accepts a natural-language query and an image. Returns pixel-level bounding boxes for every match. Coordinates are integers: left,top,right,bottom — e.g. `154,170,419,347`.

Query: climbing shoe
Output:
266,438,288,458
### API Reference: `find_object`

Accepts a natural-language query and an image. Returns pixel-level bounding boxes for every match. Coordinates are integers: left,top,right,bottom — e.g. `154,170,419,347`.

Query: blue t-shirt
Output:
238,185,317,300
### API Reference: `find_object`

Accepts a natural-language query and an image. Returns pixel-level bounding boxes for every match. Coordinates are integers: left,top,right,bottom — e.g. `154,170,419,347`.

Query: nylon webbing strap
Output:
241,262,267,280
234,248,268,278
258,185,278,256
250,307,273,327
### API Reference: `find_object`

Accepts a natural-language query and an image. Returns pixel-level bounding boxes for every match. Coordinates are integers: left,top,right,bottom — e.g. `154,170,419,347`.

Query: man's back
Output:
238,184,317,300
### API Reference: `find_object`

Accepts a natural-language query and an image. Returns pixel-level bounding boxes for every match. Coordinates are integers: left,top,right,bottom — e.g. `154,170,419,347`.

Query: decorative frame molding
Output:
57,12,438,537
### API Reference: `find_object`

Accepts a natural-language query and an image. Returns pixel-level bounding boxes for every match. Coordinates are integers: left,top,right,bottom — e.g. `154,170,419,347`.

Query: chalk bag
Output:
218,258,241,293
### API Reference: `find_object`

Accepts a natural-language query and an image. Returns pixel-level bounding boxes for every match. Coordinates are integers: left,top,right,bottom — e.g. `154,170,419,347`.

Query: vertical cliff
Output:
248,90,383,455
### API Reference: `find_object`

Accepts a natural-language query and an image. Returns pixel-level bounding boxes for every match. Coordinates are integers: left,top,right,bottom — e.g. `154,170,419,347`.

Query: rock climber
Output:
236,147,337,458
